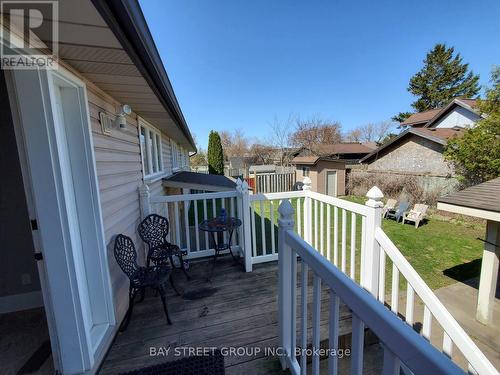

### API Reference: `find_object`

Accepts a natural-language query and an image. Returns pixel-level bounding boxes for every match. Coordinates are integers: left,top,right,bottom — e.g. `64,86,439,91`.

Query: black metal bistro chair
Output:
138,214,190,280
113,234,179,332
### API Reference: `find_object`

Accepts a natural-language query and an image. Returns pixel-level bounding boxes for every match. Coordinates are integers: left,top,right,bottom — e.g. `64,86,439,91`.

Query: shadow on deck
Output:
100,257,386,374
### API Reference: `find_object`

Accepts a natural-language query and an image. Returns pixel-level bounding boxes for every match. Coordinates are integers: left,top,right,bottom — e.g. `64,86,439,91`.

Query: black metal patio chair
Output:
138,214,190,280
113,234,180,332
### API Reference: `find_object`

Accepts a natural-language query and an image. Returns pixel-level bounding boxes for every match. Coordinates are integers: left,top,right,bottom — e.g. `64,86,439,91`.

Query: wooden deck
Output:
99,257,358,374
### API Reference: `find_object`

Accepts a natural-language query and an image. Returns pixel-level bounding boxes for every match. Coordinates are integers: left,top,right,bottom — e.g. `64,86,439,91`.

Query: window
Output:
302,167,310,177
139,119,163,178
171,142,179,169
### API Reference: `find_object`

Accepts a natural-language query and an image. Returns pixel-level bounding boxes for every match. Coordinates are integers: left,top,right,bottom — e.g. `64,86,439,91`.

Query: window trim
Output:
302,166,310,177
138,118,164,180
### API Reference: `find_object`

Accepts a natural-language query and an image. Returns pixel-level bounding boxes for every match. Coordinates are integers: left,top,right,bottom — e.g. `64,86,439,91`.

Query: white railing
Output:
277,199,465,375
375,228,498,375
140,186,242,259
139,178,497,374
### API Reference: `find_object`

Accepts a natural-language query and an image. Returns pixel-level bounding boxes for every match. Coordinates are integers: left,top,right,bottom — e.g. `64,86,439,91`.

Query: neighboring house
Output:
0,1,196,373
360,98,482,195
292,143,375,196
400,98,481,128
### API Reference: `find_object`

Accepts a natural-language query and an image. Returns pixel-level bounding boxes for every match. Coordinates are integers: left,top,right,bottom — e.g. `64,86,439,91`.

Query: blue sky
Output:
140,0,500,149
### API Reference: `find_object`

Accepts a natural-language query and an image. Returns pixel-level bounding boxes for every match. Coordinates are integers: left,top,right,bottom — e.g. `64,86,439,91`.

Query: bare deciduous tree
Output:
346,121,396,145
219,129,249,160
290,116,342,152
269,115,294,166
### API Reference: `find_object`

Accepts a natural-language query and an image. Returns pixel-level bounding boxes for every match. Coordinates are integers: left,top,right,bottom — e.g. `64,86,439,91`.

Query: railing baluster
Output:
300,261,308,375
391,263,399,314
203,199,208,249
327,204,331,262
212,198,216,217
442,332,453,359
334,207,339,266
382,346,400,375
297,198,302,237
221,198,227,244
312,273,322,375
271,201,276,254
291,248,298,365
174,201,181,247
194,199,200,252
230,197,236,245
378,247,386,303
320,202,324,256
251,202,257,257
351,313,364,375
423,306,432,341
405,284,414,326
260,200,266,255
183,200,191,255
360,216,366,286
165,202,171,242
341,209,347,273
350,213,356,280
314,199,319,249
328,290,340,375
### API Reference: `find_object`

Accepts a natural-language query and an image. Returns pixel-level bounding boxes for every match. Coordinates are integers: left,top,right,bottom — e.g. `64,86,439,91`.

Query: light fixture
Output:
115,104,132,129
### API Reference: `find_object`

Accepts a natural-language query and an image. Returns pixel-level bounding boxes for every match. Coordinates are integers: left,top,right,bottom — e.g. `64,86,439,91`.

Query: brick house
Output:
359,98,482,195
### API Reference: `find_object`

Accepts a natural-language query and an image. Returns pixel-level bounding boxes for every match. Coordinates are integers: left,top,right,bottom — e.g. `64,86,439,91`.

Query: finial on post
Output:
236,178,243,192
365,186,384,208
302,176,312,191
278,199,295,229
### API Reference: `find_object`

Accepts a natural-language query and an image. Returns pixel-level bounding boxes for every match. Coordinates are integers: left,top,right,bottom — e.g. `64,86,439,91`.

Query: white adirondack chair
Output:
402,204,428,228
382,198,398,218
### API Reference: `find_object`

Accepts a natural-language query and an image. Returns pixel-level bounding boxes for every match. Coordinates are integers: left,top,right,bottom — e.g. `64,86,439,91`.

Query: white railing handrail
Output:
307,190,373,217
149,190,238,203
282,226,464,375
249,190,306,202
375,228,498,375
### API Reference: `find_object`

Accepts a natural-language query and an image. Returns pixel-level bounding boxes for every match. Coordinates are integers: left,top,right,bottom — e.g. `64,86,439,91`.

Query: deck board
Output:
100,258,352,374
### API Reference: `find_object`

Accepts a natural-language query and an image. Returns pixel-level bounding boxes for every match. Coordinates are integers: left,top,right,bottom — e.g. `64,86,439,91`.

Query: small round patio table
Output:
199,217,242,277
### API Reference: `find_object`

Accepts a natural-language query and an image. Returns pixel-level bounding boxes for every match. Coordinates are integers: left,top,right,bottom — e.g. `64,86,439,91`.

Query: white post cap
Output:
302,176,312,190
365,186,384,208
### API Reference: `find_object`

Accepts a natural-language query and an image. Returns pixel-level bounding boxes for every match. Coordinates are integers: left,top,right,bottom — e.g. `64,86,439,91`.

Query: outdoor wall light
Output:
115,104,132,129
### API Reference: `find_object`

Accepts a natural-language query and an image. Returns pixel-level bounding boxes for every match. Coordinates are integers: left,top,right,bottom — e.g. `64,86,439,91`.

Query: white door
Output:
326,171,337,196
8,67,116,374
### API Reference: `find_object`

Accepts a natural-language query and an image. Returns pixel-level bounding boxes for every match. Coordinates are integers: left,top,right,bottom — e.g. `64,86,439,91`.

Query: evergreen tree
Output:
393,44,480,122
409,44,480,112
207,131,224,175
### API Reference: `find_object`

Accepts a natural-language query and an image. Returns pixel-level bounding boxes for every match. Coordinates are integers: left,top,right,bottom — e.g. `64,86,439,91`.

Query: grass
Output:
253,195,485,291
186,194,485,290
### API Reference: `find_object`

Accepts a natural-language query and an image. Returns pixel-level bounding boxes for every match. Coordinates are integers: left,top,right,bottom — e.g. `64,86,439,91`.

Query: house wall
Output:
432,107,480,129
366,134,453,176
315,160,346,196
295,162,346,196
87,85,187,321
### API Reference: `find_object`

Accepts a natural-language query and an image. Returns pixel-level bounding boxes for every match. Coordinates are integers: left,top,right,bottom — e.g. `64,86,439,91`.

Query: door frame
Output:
5,62,116,374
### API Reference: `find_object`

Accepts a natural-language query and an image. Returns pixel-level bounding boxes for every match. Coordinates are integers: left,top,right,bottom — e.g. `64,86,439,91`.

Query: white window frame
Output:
171,141,180,171
138,118,164,180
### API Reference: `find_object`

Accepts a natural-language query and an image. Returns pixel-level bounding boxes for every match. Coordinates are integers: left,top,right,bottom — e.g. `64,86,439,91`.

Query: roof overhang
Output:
162,171,236,192
437,202,500,222
0,0,196,151
360,128,447,163
424,99,481,128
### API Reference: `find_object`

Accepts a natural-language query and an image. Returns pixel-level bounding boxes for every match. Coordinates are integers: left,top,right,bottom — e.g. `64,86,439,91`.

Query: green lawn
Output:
186,195,485,290
252,196,485,290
